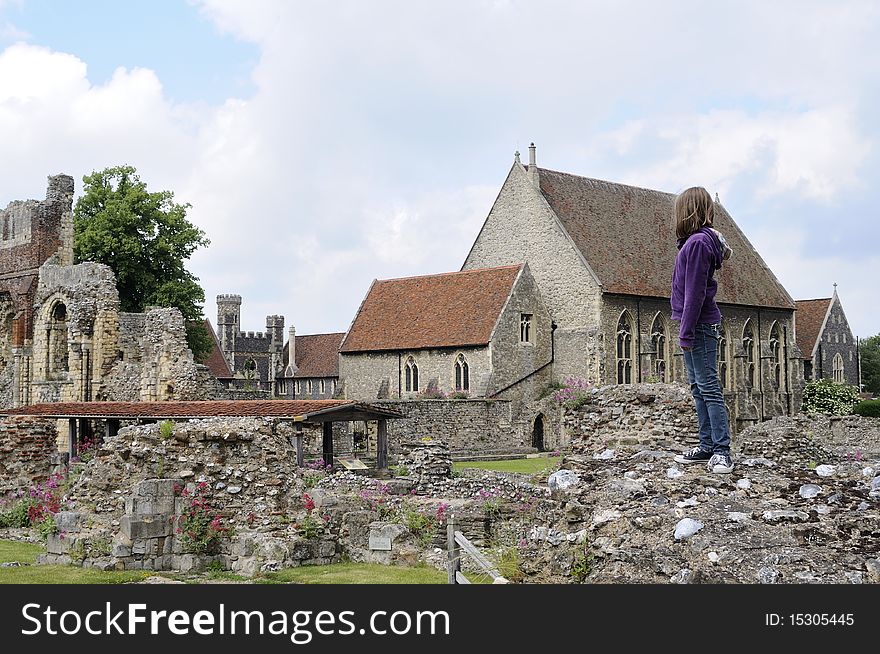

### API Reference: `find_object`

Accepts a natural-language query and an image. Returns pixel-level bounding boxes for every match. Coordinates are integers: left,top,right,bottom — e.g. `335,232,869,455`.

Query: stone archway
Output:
532,414,545,452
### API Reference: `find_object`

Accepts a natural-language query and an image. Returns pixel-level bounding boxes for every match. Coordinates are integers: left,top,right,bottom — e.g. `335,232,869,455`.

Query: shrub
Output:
802,378,860,415
159,420,174,440
402,504,437,548
570,545,594,583
175,482,232,554
417,387,447,399
552,377,594,409
853,399,880,418
293,493,330,539
0,496,31,528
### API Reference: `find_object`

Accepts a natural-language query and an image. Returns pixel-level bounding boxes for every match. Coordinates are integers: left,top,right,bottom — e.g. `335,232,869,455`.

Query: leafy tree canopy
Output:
860,334,880,395
73,165,213,361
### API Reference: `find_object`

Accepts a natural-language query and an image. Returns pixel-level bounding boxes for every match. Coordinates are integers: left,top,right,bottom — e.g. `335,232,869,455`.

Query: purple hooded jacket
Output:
670,227,724,348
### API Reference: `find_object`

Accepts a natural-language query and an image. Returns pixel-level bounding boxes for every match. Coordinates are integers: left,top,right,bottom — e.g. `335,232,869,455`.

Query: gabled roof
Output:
339,265,523,353
280,332,345,378
202,319,233,379
532,166,795,309
795,298,832,359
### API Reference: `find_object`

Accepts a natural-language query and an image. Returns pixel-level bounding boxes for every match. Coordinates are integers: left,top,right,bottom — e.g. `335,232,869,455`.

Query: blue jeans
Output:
682,323,730,455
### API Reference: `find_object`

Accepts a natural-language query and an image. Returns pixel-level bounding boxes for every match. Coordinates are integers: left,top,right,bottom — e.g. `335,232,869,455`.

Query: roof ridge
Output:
795,298,832,303
375,263,522,284
536,166,677,197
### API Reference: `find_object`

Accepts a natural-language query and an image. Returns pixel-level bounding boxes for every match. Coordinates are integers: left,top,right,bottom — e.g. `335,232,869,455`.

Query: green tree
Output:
73,165,213,361
860,334,880,395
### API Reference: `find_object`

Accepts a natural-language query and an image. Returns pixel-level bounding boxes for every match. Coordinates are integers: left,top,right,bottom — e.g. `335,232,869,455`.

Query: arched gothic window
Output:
405,357,419,392
616,312,633,384
454,354,469,391
832,353,844,383
47,302,69,375
718,327,728,390
769,322,782,388
743,320,755,388
650,314,667,382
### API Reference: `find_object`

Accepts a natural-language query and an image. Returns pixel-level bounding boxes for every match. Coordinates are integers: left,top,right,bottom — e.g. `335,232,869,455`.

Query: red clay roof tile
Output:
535,167,795,309
339,265,522,353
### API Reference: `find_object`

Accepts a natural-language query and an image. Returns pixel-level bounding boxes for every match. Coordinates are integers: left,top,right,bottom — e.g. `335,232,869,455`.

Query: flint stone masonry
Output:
397,440,452,488
375,399,524,456
562,383,699,453
39,417,346,572
518,413,880,583
0,416,59,495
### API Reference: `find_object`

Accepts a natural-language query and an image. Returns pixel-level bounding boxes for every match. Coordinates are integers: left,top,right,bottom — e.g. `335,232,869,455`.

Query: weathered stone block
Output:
54,511,86,532
46,533,69,555
120,514,173,539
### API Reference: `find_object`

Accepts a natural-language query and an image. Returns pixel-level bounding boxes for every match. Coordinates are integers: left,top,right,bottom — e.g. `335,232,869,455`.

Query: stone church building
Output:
795,287,859,385
338,264,553,407
461,145,804,432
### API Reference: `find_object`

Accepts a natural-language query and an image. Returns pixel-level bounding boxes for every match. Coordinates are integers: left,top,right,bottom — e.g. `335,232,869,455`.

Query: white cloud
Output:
597,107,870,201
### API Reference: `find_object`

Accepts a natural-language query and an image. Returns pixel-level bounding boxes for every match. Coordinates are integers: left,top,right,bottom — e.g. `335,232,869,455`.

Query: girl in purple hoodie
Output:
670,187,734,474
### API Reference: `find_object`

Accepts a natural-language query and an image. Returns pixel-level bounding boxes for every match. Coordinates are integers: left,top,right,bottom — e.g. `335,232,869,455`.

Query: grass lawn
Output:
259,563,448,584
0,540,448,584
453,456,560,475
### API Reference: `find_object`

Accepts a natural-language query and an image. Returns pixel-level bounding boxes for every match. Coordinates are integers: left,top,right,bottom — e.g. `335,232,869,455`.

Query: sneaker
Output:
707,453,734,474
674,446,713,465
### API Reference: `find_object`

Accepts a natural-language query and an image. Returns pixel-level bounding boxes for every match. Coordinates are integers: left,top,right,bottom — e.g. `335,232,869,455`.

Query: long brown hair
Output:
674,187,715,240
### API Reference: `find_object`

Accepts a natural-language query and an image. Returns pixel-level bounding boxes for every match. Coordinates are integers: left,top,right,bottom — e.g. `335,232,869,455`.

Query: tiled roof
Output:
202,319,232,379
340,265,522,353
280,333,345,378
795,298,831,359
1,400,402,420
533,167,795,309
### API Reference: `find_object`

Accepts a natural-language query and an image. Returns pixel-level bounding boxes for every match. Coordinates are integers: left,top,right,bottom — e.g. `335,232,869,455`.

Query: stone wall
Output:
488,263,554,409
103,307,224,402
340,346,492,400
599,295,802,434
31,262,120,404
462,162,604,372
516,413,880,584
562,383,699,455
0,416,59,495
375,398,526,456
0,175,73,376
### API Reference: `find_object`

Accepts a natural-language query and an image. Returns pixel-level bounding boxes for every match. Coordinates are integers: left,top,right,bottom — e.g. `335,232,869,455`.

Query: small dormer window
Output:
520,314,533,343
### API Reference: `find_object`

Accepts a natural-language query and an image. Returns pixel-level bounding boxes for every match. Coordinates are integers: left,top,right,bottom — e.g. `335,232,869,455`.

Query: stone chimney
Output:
527,142,539,188
285,325,298,376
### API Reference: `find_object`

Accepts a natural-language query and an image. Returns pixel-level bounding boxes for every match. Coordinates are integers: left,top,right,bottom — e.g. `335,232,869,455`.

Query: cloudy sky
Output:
1,0,878,341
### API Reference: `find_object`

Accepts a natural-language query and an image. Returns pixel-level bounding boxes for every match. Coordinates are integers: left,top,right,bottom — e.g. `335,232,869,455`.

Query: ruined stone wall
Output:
0,416,59,495
102,307,224,401
562,382,699,455
0,175,74,336
374,398,525,456
31,262,120,404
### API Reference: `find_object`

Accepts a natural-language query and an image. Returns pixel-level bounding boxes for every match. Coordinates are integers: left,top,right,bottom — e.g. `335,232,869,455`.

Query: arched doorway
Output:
532,414,545,452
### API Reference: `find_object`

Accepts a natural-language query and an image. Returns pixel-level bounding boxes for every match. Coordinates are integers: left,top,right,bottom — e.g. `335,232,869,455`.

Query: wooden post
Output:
447,515,460,584
322,421,333,468
295,430,304,468
377,418,388,470
68,418,78,458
